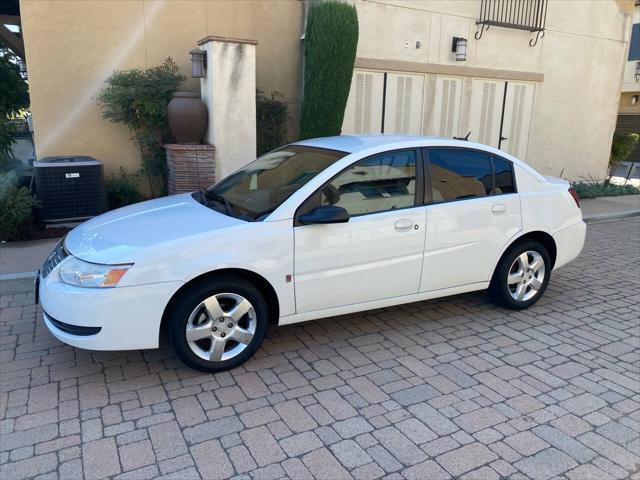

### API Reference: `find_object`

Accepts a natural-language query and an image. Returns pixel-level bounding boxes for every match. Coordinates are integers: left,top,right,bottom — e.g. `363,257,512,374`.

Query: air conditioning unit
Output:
34,156,107,222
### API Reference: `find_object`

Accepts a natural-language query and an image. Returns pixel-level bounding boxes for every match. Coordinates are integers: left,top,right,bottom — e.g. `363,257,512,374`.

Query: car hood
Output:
65,193,244,264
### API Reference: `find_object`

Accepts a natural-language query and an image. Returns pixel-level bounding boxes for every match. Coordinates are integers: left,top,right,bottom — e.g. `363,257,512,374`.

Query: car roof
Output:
290,134,547,185
292,134,469,154
267,134,549,222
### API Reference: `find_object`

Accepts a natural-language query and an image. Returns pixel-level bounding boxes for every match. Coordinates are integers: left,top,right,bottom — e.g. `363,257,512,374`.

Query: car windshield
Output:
203,146,347,221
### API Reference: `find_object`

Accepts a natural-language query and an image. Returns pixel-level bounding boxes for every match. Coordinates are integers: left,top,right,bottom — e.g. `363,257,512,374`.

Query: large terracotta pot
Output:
167,92,208,144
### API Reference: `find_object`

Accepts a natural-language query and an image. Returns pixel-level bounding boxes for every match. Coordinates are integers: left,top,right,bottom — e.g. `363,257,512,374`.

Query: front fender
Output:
122,220,295,317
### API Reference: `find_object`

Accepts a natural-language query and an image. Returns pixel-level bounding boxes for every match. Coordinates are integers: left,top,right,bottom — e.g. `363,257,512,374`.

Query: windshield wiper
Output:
203,190,237,217
253,207,276,221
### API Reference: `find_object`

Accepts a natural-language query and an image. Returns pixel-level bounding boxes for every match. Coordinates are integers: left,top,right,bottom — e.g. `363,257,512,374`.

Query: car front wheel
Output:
489,240,551,310
167,276,268,372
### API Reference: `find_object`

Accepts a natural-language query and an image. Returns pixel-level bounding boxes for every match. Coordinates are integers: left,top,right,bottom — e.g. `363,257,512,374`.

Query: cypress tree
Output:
300,1,359,140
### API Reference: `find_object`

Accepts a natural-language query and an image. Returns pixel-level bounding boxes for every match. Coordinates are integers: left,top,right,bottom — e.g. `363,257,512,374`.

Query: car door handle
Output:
394,219,413,230
491,204,506,215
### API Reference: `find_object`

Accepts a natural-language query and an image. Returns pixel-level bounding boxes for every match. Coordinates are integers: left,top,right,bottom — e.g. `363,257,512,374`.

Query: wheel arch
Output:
492,230,557,282
160,268,281,341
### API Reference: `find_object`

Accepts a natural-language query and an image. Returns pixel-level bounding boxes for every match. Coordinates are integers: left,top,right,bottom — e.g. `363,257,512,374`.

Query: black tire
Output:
167,275,269,372
488,240,551,310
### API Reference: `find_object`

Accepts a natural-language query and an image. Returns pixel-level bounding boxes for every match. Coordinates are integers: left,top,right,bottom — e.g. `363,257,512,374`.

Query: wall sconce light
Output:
631,95,639,107
452,37,468,61
635,61,640,82
190,48,207,78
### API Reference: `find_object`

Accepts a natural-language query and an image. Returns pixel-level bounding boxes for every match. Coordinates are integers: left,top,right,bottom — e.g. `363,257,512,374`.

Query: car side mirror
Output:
299,205,349,225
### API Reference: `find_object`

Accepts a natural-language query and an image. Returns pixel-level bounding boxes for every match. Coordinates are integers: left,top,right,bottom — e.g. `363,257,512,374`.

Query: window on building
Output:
629,24,640,61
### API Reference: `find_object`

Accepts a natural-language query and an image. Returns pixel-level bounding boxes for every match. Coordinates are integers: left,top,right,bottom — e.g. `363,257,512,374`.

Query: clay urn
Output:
167,92,208,144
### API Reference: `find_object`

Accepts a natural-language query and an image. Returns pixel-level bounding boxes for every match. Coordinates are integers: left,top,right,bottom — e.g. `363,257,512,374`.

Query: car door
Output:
421,147,522,292
294,149,427,313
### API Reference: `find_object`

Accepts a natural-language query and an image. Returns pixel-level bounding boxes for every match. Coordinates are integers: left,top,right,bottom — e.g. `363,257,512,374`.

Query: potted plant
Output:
167,91,208,144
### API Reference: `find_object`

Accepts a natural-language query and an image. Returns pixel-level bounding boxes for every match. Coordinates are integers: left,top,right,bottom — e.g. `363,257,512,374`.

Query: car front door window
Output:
317,150,418,216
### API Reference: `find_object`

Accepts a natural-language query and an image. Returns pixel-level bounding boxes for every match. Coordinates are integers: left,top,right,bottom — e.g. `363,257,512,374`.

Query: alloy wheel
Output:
185,292,256,362
507,250,546,302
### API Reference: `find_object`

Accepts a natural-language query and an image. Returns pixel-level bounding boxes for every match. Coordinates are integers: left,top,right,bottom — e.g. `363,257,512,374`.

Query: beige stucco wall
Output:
20,0,302,175
352,0,633,179
21,0,631,181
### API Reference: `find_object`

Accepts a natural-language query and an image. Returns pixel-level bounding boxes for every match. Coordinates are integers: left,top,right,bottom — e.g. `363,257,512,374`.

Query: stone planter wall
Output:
165,144,216,195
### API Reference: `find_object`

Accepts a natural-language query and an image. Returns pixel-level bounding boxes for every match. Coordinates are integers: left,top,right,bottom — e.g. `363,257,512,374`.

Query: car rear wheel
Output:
167,275,268,372
489,240,551,310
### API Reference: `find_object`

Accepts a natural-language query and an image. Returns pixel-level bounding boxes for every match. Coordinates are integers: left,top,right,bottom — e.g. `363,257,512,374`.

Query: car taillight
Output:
568,186,580,208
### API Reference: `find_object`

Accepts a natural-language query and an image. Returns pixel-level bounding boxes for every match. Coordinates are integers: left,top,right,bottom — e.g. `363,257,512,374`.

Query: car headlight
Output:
59,257,133,288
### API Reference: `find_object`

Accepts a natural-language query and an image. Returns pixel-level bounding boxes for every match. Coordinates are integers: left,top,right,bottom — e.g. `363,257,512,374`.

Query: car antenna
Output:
453,131,471,141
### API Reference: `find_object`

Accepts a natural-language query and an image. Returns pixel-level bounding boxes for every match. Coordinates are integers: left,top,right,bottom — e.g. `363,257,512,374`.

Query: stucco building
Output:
616,2,640,168
17,0,636,181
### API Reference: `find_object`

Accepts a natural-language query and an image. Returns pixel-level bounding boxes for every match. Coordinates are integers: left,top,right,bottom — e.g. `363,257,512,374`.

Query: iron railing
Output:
475,0,548,46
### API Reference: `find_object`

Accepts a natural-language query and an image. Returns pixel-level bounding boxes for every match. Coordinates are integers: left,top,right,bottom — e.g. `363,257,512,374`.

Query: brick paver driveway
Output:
1,219,639,480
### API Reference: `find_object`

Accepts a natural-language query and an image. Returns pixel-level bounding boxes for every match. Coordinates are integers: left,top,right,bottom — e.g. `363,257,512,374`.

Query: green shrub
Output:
0,52,29,168
106,167,143,209
0,172,37,241
0,54,28,117
609,132,639,181
572,181,640,199
0,122,22,174
98,58,185,196
299,0,358,140
256,90,289,155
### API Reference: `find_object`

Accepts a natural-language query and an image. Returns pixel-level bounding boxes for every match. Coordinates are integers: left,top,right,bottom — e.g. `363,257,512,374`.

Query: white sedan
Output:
38,135,586,372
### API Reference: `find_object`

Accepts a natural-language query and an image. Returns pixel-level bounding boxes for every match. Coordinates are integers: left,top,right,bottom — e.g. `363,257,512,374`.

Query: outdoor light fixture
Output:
190,48,207,78
452,37,468,61
635,61,640,82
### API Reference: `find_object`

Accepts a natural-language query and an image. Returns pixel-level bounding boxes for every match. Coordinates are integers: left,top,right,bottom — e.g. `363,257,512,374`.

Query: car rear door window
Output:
318,150,418,216
492,156,515,194
429,148,493,202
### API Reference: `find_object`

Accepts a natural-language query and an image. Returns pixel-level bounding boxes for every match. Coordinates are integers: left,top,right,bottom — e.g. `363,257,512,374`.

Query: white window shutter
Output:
342,71,384,134
427,76,462,138
384,73,425,135
468,79,504,147
502,82,535,160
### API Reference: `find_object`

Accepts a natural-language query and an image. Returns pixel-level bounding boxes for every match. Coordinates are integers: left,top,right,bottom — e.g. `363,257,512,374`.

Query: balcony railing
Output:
475,0,548,46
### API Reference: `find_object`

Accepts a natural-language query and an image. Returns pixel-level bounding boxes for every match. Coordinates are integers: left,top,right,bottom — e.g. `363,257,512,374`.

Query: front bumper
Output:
553,220,587,270
39,269,181,351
